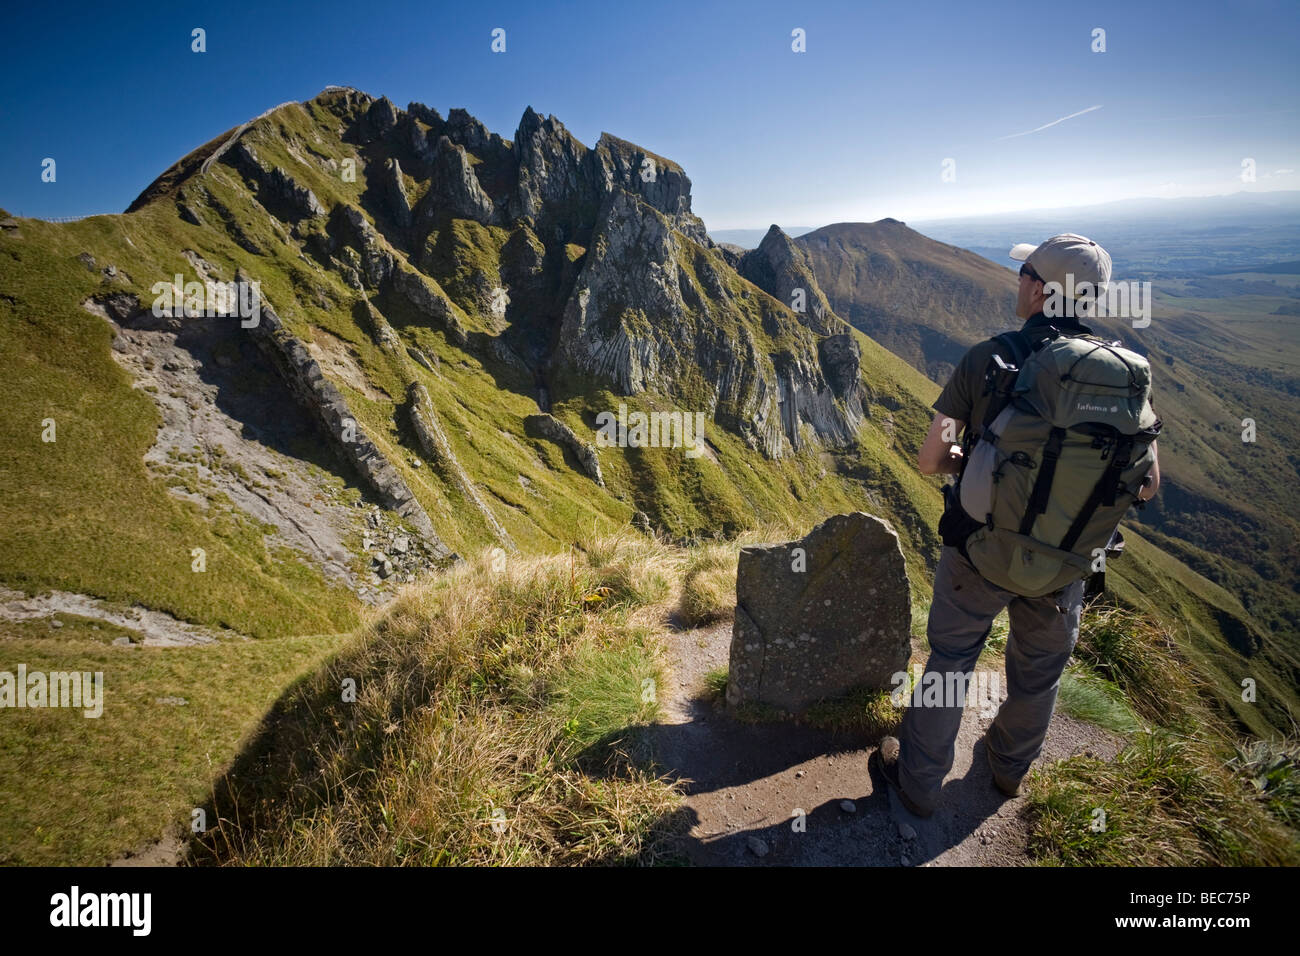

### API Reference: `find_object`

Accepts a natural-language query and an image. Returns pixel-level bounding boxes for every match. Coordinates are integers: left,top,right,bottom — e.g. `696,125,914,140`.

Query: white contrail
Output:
997,105,1103,140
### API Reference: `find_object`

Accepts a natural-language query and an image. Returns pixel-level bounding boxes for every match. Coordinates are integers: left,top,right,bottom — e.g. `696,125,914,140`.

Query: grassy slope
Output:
1107,530,1296,739
0,617,346,866
1027,602,1299,866
0,214,358,639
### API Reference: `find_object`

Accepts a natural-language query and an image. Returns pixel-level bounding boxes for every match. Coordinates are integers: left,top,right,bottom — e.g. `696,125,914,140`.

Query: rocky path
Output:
84,293,371,593
83,288,437,602
651,621,1122,866
0,587,238,646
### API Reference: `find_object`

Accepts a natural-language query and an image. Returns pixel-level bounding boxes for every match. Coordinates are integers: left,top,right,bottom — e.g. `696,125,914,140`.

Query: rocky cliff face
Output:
104,86,938,562
555,191,862,456
199,88,869,462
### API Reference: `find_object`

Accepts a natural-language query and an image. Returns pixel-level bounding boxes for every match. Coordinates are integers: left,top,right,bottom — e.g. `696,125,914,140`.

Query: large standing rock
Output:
726,512,911,713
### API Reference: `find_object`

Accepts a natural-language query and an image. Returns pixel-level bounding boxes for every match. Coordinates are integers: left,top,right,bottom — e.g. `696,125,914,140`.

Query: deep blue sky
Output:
3,0,1297,227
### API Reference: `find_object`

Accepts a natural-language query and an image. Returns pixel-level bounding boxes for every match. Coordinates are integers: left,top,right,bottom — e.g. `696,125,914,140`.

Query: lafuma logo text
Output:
50,886,151,936
1077,401,1119,414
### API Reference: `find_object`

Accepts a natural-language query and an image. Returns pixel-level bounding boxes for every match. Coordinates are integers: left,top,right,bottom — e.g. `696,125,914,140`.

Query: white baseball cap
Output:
1010,233,1112,296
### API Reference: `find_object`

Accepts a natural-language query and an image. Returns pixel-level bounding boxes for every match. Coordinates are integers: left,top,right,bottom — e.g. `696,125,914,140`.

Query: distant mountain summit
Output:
796,219,1017,383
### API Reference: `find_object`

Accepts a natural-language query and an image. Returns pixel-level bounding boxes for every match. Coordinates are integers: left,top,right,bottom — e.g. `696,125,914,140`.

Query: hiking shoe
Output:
982,735,1022,798
872,736,933,818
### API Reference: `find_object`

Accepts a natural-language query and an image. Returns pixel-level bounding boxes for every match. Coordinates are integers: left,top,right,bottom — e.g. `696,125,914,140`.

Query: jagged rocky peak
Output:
362,96,400,140
298,91,714,253
444,107,503,152
414,135,498,225
312,86,376,124
149,87,867,462
505,108,713,247
593,133,709,246
516,105,569,142
406,101,445,130
511,107,599,241
739,224,840,336
556,189,861,458
398,108,442,166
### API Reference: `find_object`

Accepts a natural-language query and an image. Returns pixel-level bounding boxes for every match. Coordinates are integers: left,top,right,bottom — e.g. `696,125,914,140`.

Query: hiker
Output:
874,234,1161,818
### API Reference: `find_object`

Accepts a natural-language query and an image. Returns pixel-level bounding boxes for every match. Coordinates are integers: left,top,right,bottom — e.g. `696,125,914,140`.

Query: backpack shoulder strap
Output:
992,329,1032,367
978,330,1033,432
956,329,1039,482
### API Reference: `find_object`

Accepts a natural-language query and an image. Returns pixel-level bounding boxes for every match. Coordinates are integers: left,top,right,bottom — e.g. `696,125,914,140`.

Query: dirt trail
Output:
108,833,187,867
652,621,1122,866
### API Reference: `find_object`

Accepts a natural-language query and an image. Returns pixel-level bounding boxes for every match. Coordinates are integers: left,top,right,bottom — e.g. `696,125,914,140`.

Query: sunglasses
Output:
1019,263,1044,284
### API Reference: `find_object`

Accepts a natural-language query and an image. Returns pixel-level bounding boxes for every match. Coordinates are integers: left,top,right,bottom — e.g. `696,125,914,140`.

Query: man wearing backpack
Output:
873,233,1161,819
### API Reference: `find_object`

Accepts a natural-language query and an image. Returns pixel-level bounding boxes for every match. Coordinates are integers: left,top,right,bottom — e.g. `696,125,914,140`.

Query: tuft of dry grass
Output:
191,536,689,866
677,542,737,628
1071,604,1209,732
673,523,806,629
1026,728,1300,866
1028,606,1300,865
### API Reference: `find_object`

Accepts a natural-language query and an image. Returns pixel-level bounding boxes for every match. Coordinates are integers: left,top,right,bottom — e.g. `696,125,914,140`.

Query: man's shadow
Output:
872,734,1016,866
641,689,1011,866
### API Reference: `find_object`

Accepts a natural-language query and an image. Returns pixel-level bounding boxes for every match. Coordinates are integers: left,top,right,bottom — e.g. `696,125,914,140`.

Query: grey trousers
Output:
898,546,1085,813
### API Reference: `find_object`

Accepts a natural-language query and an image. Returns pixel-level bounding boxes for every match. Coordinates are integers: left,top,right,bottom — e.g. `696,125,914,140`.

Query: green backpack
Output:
955,329,1162,597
